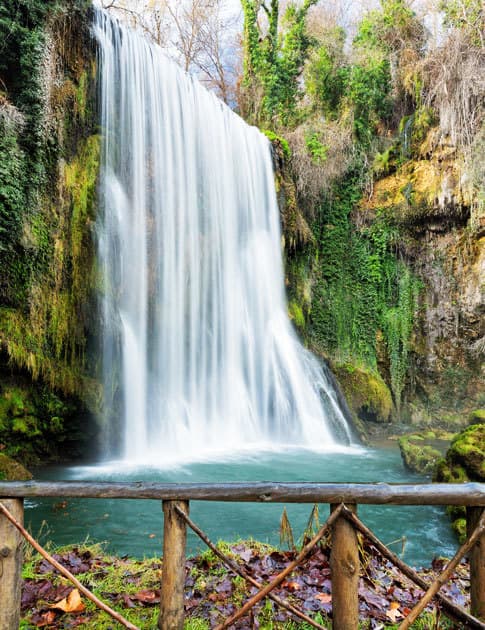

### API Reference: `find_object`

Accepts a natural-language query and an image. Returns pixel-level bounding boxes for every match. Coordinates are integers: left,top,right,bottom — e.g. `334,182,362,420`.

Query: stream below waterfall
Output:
27,446,457,568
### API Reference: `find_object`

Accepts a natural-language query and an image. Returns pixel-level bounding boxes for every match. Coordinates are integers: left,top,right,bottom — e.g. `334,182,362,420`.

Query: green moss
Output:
0,452,32,480
0,307,84,395
288,300,305,330
470,409,485,424
0,125,100,398
12,416,40,435
434,424,484,541
373,148,390,175
0,3,100,421
398,435,442,474
262,129,291,159
333,361,393,423
452,517,467,542
434,459,468,483
449,424,485,479
75,70,88,120
64,134,100,298
0,380,95,465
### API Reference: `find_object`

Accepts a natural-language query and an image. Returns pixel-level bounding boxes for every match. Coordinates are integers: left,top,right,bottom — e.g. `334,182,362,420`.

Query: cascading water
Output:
93,9,353,463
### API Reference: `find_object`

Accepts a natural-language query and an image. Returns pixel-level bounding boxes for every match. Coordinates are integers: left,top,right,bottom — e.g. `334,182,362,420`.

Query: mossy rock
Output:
0,452,32,481
448,424,485,480
470,409,485,424
398,435,442,475
434,459,468,483
434,424,484,483
332,362,393,424
434,424,484,542
451,514,467,542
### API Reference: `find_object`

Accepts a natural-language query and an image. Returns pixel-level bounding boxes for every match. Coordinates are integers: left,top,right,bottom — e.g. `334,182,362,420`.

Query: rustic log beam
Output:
340,505,485,630
0,481,483,504
0,499,23,630
468,507,485,621
159,500,188,630
330,503,359,630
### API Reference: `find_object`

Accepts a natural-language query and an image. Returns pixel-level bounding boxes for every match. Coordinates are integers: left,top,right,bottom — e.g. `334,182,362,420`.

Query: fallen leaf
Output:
386,602,403,623
281,580,301,591
34,610,57,627
315,592,332,604
133,589,160,604
233,547,252,563
50,588,85,613
122,593,136,608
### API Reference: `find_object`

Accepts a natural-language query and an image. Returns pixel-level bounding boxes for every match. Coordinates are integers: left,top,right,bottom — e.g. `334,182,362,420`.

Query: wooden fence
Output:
0,481,484,629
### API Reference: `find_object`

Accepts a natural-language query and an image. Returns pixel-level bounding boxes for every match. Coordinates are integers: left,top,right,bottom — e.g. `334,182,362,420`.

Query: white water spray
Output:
94,9,353,463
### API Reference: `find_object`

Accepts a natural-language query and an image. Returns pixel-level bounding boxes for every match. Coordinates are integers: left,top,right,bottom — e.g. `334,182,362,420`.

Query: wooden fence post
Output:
330,503,359,630
0,498,24,630
467,506,485,620
158,500,189,630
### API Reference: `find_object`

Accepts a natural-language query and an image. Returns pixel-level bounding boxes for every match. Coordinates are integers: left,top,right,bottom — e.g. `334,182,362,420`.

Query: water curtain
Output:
94,9,352,461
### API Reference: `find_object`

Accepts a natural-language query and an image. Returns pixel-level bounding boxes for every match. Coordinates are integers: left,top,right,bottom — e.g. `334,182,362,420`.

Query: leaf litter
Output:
21,538,471,628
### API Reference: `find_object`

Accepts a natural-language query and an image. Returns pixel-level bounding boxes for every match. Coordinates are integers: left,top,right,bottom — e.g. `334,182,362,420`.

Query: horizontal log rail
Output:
0,480,484,504
0,481,484,630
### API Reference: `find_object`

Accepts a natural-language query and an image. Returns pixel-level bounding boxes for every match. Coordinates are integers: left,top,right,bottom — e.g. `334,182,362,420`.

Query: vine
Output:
307,175,420,415
240,0,317,126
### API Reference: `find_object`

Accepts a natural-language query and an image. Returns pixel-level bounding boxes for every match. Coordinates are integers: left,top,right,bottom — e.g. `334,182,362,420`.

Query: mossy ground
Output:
19,541,465,629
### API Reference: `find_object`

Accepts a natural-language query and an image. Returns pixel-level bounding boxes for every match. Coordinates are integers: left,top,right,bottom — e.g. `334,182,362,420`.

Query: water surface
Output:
27,447,456,568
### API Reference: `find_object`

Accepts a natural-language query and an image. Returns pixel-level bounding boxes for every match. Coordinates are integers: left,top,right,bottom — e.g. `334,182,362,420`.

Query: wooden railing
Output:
0,481,484,629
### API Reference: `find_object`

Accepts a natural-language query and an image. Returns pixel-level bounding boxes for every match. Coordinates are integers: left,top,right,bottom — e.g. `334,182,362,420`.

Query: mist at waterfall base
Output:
25,9,458,567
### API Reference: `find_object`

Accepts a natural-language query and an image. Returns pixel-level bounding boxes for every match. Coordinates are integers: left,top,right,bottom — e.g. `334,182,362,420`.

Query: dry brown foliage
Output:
286,116,354,210
419,30,485,150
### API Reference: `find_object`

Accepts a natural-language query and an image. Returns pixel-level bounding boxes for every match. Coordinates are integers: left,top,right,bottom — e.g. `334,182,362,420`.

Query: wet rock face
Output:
341,129,484,427
373,141,485,420
412,226,484,415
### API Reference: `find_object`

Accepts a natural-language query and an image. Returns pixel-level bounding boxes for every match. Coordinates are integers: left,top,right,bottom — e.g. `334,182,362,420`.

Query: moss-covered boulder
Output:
435,424,485,482
469,409,485,425
332,362,393,425
434,424,485,541
0,452,32,480
398,431,454,475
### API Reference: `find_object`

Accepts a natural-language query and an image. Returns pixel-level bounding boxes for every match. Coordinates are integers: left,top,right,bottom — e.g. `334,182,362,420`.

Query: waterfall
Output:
93,9,353,463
